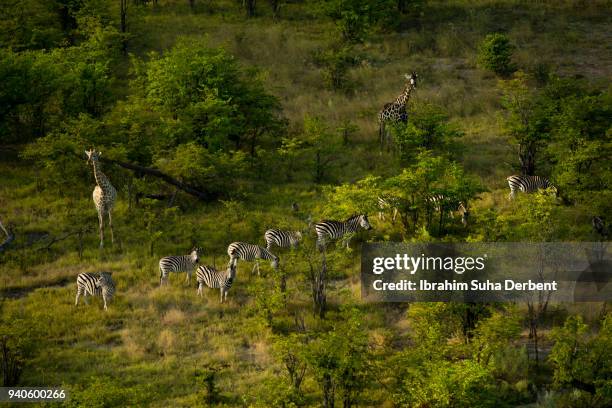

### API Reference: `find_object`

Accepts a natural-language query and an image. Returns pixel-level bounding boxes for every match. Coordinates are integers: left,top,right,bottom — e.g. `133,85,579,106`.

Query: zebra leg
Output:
75,287,83,306
317,237,325,252
252,261,260,276
392,208,398,223
220,288,224,303
378,211,384,221
184,271,191,285
197,283,202,297
102,293,108,311
108,210,115,245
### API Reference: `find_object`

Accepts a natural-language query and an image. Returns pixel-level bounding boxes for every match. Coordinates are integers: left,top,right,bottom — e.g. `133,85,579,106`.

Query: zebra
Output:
75,272,115,311
506,175,557,199
159,247,201,286
427,194,469,226
264,229,302,250
227,242,279,276
196,263,237,303
314,214,372,250
377,196,399,222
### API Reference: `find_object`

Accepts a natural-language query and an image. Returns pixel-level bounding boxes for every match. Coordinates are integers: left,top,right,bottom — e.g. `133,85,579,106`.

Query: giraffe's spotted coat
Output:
378,72,418,148
86,149,117,248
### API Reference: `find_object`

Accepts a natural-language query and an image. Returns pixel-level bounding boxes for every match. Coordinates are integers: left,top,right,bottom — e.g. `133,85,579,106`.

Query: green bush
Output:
477,33,516,76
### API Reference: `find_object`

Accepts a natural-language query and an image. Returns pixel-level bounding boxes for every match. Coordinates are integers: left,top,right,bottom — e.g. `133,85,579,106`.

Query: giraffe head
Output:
404,72,418,88
85,149,102,165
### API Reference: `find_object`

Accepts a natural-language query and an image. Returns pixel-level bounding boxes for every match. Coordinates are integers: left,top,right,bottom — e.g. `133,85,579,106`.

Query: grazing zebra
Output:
506,175,557,199
264,229,302,250
377,196,399,222
75,272,115,311
427,194,469,226
159,248,201,286
314,214,372,250
196,263,237,303
227,242,279,276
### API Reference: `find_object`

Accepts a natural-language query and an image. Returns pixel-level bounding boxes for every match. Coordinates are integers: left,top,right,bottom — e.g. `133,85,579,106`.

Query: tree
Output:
477,33,515,77
391,103,462,161
243,0,256,17
499,72,553,176
302,116,341,183
549,314,612,407
306,309,371,408
141,39,283,153
272,334,308,394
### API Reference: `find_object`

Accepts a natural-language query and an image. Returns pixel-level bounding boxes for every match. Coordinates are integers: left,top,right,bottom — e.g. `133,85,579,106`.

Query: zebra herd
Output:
75,215,374,310
75,172,555,310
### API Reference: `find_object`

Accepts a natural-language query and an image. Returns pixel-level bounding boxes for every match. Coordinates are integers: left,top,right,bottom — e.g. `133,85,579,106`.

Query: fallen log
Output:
101,158,213,201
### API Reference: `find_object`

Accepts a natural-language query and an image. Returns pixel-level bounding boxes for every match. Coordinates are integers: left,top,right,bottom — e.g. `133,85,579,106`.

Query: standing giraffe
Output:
85,149,117,248
378,72,418,149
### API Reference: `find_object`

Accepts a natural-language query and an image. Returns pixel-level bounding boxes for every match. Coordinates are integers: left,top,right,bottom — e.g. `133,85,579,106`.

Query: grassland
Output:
1,0,611,406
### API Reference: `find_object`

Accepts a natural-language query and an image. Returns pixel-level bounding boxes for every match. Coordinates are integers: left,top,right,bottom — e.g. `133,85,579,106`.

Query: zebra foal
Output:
75,272,115,311
264,229,302,250
159,248,201,286
314,214,372,250
196,263,237,303
227,242,279,276
506,175,557,199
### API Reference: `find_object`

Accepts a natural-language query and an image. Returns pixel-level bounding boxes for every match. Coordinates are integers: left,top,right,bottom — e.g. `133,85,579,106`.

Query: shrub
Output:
477,33,516,76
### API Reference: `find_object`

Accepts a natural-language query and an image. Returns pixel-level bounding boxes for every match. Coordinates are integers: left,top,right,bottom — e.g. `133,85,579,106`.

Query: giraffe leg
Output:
97,211,104,248
108,210,115,245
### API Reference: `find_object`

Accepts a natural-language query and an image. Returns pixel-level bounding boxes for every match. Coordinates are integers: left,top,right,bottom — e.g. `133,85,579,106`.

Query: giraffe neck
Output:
92,160,111,190
395,84,414,107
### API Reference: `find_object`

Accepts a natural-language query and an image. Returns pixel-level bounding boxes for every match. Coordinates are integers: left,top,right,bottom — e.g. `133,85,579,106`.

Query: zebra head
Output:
359,214,372,230
190,247,202,263
404,72,418,88
85,149,102,165
271,255,279,270
97,272,113,287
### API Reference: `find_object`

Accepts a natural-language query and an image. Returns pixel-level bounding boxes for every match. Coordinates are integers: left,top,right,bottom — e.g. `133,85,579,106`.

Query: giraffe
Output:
378,72,418,150
85,149,117,248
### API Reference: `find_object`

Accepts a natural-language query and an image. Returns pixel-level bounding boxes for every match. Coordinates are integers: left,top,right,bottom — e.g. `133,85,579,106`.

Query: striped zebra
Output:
75,272,115,311
264,229,302,250
314,214,372,250
506,175,557,199
159,248,201,286
196,263,237,303
227,242,279,276
427,194,469,226
377,196,399,222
